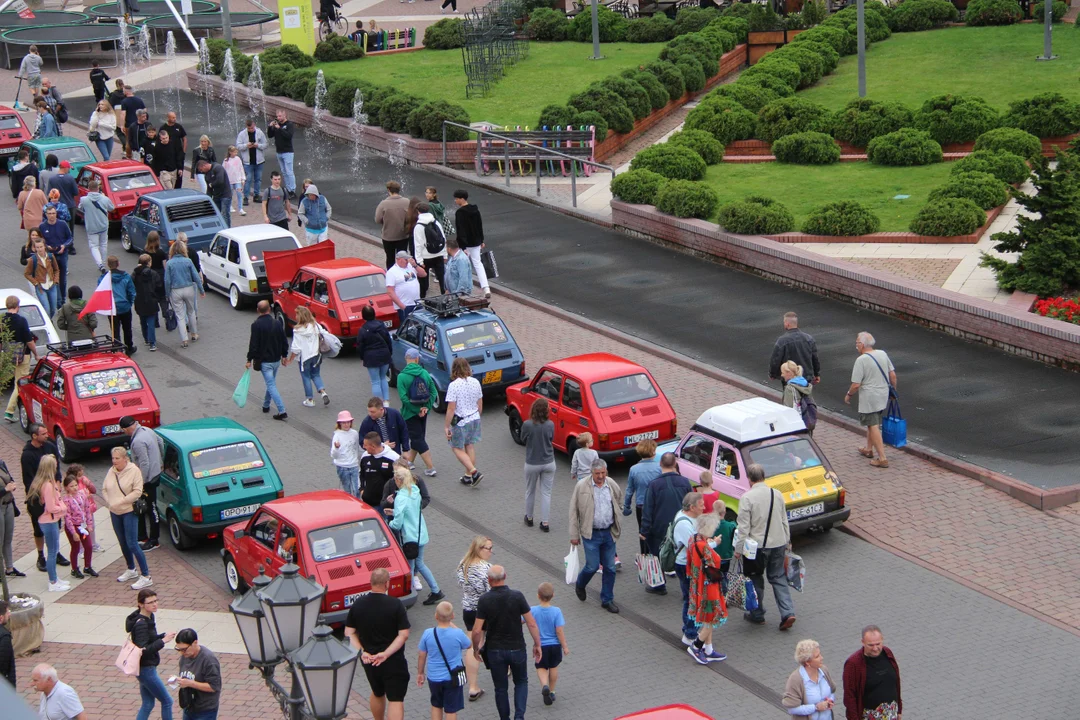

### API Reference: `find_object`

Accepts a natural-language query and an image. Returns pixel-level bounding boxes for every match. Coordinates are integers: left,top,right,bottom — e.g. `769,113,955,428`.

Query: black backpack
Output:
54,103,68,124
421,220,444,255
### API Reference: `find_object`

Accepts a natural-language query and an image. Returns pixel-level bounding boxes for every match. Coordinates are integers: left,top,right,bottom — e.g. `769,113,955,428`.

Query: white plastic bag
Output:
785,551,805,593
564,545,582,585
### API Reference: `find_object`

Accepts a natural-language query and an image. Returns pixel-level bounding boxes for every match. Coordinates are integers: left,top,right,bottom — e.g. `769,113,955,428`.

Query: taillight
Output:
152,410,161,427
405,571,413,593
838,488,846,508
192,506,203,523
276,490,285,499
74,422,86,438
340,322,351,336
670,418,677,437
597,433,609,450
519,361,526,378
249,279,258,292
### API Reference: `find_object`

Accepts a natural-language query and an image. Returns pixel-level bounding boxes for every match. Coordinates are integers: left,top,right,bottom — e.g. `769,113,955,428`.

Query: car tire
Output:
229,285,243,310
120,228,135,253
223,552,248,594
508,409,524,446
167,511,194,550
432,392,447,414
272,305,291,336
54,429,75,463
17,400,29,434
564,435,577,457
388,364,399,388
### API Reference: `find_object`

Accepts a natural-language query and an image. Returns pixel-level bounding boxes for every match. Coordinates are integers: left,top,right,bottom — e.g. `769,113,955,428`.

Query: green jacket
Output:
713,518,737,561
397,361,436,420
54,299,96,342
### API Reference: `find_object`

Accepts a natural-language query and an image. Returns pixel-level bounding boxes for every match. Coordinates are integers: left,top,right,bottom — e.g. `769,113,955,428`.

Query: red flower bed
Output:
1034,296,1080,324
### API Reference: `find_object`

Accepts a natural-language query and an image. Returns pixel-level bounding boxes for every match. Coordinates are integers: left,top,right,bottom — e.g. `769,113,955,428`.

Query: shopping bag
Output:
635,554,664,588
785,551,805,593
318,324,342,358
724,557,752,610
232,368,251,408
164,305,178,332
882,395,907,448
115,635,142,676
480,249,499,279
743,577,759,612
564,545,582,585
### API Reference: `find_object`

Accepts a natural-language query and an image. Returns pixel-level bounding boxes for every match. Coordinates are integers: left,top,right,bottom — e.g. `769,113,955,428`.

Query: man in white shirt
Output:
385,250,425,326
671,492,704,646
32,664,87,720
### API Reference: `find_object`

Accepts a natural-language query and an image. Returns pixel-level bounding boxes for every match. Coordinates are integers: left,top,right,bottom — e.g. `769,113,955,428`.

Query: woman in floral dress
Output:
687,512,728,665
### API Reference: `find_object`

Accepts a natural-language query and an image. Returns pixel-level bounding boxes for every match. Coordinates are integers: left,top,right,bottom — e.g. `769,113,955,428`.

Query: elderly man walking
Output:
638,452,693,596
843,625,902,720
31,664,87,720
735,463,794,631
121,415,164,552
671,491,705,646
845,332,896,469
568,458,624,613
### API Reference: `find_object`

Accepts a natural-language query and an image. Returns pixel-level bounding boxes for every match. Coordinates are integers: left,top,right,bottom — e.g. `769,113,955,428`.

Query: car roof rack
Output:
419,294,490,318
46,336,127,360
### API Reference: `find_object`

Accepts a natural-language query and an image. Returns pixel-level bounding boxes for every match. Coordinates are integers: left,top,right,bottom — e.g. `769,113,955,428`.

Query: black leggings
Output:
418,256,445,298
441,0,457,9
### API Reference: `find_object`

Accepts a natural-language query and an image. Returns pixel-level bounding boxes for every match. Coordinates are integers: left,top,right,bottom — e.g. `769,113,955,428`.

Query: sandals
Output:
870,459,889,468
858,447,874,458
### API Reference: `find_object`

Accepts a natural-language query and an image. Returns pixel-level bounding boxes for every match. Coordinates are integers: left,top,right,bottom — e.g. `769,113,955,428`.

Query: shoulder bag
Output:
693,535,724,583
432,627,467,687
123,470,147,516
402,492,421,560
744,488,776,576
116,616,144,676
867,353,907,448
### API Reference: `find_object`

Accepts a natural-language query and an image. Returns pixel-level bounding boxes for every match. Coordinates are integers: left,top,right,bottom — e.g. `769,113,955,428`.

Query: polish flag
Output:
80,272,115,319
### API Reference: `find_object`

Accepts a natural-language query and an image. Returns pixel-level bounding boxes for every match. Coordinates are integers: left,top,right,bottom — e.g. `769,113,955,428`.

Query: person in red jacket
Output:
842,625,902,720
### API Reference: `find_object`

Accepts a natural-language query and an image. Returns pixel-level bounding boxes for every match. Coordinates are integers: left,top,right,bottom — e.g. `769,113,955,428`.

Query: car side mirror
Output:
234,529,246,539
281,282,291,290
18,378,28,386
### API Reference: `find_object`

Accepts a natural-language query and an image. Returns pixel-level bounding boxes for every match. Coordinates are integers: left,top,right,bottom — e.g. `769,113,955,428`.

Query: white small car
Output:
198,225,302,309
0,288,61,347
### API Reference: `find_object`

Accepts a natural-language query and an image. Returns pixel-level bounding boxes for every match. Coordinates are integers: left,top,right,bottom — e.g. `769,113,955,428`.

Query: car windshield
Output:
308,518,392,562
0,115,22,130
73,366,143,399
50,146,93,165
247,236,298,262
445,320,508,352
189,441,265,479
748,438,823,478
108,171,157,192
590,373,658,409
336,274,386,302
17,305,44,327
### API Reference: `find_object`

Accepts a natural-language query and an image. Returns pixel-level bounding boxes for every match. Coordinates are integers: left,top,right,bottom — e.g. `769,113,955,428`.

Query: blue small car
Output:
390,299,526,413
120,189,226,254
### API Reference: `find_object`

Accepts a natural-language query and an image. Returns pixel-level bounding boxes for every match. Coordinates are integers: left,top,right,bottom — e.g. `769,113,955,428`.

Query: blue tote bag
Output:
869,354,907,448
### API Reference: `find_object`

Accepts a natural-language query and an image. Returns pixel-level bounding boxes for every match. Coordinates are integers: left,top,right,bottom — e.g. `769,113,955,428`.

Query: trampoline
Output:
1,23,141,71
140,11,277,43
86,0,220,18
0,11,92,28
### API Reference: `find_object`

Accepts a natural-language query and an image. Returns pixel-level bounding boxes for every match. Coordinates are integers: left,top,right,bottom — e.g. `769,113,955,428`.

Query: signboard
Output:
180,0,193,15
10,0,34,18
279,1,315,55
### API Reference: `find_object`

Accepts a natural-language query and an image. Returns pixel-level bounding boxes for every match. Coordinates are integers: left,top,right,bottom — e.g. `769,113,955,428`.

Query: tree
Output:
981,151,1080,296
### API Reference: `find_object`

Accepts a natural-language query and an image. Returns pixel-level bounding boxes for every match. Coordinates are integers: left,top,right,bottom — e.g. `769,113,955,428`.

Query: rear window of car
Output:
308,518,392,562
247,236,298,262
189,441,266,479
748,438,823,478
165,199,217,223
0,115,22,130
590,373,658,409
108,171,157,193
73,366,143,399
446,320,508,352
50,146,93,165
336,274,386,302
18,305,44,327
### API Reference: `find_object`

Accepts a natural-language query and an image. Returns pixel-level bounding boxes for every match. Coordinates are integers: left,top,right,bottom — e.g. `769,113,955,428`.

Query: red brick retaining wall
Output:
611,199,1080,369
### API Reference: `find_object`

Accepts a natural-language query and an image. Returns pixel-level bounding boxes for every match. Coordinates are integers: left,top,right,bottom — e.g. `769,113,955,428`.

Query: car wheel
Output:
55,429,75,463
272,305,291,336
388,364,399,389
17,401,29,434
564,435,577,457
167,511,194,550
120,228,135,253
432,392,447,414
508,409,524,446
223,552,248,594
229,285,243,310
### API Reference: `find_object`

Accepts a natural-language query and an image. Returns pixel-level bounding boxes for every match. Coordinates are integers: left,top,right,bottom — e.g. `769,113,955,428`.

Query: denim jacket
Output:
299,195,330,232
623,457,661,513
443,251,472,294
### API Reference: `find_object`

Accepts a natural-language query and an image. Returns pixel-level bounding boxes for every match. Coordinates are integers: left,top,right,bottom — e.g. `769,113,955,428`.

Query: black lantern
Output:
257,563,325,655
292,625,359,720
229,572,279,666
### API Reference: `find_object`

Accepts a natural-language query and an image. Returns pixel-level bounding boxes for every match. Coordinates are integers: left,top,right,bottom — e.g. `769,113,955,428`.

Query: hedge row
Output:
610,168,719,218
524,6,748,44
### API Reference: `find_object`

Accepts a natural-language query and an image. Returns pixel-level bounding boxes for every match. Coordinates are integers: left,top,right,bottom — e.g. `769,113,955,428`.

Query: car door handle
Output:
550,408,559,413
266,557,274,566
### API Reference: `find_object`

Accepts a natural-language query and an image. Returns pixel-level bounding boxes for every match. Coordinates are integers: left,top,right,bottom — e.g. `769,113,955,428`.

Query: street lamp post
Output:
229,566,359,720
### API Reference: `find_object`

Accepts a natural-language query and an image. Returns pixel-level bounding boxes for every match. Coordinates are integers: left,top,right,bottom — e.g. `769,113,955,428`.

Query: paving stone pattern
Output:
846,257,962,287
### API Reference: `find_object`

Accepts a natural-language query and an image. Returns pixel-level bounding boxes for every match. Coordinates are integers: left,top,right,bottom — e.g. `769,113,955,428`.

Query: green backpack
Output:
658,515,694,573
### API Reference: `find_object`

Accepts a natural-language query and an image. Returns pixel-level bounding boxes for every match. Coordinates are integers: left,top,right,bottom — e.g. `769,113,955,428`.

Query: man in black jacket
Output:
266,109,296,198
358,397,410,454
0,600,14,686
198,159,232,228
246,300,289,420
21,423,67,572
453,189,490,299
638,452,692,595
8,149,37,200
769,312,821,385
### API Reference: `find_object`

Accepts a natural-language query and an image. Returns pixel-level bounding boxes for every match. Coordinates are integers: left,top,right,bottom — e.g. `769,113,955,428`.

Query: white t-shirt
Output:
446,376,483,424
386,263,420,309
40,681,85,720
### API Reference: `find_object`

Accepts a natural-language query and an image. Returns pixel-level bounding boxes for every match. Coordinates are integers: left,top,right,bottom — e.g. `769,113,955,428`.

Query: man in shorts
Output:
345,567,410,720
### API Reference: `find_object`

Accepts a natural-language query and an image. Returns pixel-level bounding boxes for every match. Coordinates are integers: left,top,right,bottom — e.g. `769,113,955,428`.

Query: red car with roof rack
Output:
16,337,161,462
504,353,677,463
0,105,30,163
75,160,163,234
263,240,399,341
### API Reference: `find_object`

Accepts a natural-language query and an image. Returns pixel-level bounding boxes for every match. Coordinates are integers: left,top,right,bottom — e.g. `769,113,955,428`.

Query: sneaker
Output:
779,615,797,631
4,412,14,423
71,567,84,579
36,555,46,572
614,556,622,571
664,570,677,577
254,194,263,203
704,650,727,662
542,685,552,706
84,567,99,577
243,196,250,206
239,208,247,216
470,470,483,487
414,577,422,591
302,399,315,407
93,544,103,551
459,475,473,486
131,575,154,590
273,412,288,421
48,580,71,592
117,568,139,582
681,634,696,646
5,567,25,577
422,590,445,606
687,646,708,665
139,540,159,552
321,391,330,406
149,345,157,352
424,468,438,477
55,555,70,567
262,406,271,414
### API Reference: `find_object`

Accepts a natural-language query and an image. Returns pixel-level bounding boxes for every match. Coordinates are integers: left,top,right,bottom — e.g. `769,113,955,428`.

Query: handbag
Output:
115,632,143,676
724,557,747,609
480,249,499,279
432,627,468,687
693,536,725,583
233,368,251,408
401,494,421,560
87,130,101,142
564,545,582,585
868,353,906,448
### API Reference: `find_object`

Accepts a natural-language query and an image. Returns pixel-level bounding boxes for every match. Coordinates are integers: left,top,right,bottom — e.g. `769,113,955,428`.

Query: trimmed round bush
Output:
662,34,720,77
714,82,780,113
965,0,1022,25
769,46,825,89
685,96,757,144
867,128,943,166
634,72,670,110
303,74,333,107
791,25,856,55
708,16,748,43
717,196,796,234
568,86,635,134
569,111,609,142
742,57,801,92
525,8,569,40
379,93,422,133
736,72,795,99
668,129,725,164
423,18,465,48
259,44,314,69
656,180,720,219
823,5,891,43
673,6,719,35
570,6,628,41
676,57,707,93
626,14,675,42
1002,92,1080,138
260,63,291,96
1033,0,1067,21
314,34,364,62
643,61,687,101
326,78,377,118
950,149,1030,184
204,38,238,74
611,169,668,204
224,51,253,83
909,198,986,236
928,171,1009,210
363,86,406,123
600,77,652,121
700,26,737,54
888,0,957,31
406,100,470,141
830,98,914,148
801,201,881,236
630,143,708,180
755,97,830,143
915,94,1000,145
538,104,573,129
973,127,1042,161
790,39,839,74
282,67,319,101
772,131,841,165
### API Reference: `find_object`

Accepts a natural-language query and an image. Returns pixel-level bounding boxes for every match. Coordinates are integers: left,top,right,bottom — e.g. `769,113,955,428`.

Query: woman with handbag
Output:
27,455,67,592
286,306,330,408
455,536,492,701
103,446,153,590
388,465,443,606
845,332,897,469
126,589,176,720
686,512,728,665
88,99,117,160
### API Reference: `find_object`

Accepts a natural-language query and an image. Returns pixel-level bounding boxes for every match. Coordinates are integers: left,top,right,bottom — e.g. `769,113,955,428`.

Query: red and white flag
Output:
80,272,115,319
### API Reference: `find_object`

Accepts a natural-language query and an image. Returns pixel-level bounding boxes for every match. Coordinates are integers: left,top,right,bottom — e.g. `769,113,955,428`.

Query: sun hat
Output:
336,410,354,423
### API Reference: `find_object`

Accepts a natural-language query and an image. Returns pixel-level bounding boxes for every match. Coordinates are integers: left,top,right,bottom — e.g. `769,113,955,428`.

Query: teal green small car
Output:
8,137,97,174
155,417,284,550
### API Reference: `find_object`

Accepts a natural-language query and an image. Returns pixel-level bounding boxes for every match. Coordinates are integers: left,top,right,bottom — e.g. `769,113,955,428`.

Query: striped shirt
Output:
456,559,491,611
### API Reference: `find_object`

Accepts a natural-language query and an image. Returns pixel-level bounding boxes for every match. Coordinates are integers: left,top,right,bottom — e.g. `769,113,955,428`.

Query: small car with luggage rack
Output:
120,189,227,254
197,224,302,309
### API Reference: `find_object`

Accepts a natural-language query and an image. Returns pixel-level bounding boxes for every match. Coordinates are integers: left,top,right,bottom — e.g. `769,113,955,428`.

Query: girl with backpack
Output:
398,347,438,477
411,201,446,298
780,361,817,435
355,304,393,404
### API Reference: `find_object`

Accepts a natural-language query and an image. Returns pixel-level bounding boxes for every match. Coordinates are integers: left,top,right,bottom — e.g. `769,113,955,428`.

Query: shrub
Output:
866,128,943,166
755,97,830,143
1033,0,1067,21
626,14,675,42
525,8,569,40
662,33,720,77
643,61,686,101
769,45,825,88
700,26,737,54
726,3,785,31
379,93,422,133
630,143,708,180
714,82,779,113
656,179,720,218
326,78,378,118
259,43,315,69
965,0,1023,25
611,169,668,204
791,25,856,55
915,94,1000,145
742,56,802,92
668,129,725,164
598,77,652,121
204,38,239,75
974,127,1043,161
634,72,669,110
929,171,1010,210
538,104,573,129
1002,92,1080,138
282,67,319,102
800,0,828,27
772,131,841,164
830,98,914,148
823,5,891,43
888,0,957,31
423,18,465,48
570,111,609,141
709,16,749,43
676,57,707,93
314,34,365,62
910,198,986,236
523,0,560,11
736,72,795,99
717,196,796,234
802,201,881,235
685,95,757,144
260,63,292,96
362,85,405,123
570,6,628,42
406,100,470,141
303,74,332,107
219,50,252,83
790,39,839,74
673,6,719,35
568,85,635,134
950,149,1030,184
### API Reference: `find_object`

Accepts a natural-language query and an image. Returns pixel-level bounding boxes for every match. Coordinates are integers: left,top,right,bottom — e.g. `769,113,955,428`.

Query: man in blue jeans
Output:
568,458,624,613
246,300,289,420
472,565,542,720
672,492,704,646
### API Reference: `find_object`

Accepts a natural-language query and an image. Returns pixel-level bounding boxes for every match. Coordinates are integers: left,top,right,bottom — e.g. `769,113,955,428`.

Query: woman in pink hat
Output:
330,410,361,497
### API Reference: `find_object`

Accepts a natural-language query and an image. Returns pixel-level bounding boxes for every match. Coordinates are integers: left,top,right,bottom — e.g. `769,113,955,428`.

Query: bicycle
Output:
318,11,348,41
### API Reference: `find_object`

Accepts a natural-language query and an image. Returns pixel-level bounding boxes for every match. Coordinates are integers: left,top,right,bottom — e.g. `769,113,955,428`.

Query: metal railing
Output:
441,121,615,208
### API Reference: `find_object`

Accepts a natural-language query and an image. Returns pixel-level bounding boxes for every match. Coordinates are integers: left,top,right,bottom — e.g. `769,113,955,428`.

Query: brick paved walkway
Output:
846,257,962,287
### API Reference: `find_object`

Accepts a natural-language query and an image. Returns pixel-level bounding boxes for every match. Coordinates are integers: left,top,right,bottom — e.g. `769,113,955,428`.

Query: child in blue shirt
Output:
417,601,472,719
531,582,569,707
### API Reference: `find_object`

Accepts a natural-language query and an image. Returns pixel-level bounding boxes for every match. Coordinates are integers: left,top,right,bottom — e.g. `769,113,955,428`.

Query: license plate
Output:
344,591,369,607
787,502,824,521
624,430,659,445
221,503,260,520
383,320,393,327
0,147,18,155
483,369,502,385
102,424,121,436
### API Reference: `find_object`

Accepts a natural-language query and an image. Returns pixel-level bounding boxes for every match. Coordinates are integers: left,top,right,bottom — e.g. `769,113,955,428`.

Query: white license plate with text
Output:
624,430,659,445
221,503,260,520
787,502,824,521
344,591,370,607
102,424,121,436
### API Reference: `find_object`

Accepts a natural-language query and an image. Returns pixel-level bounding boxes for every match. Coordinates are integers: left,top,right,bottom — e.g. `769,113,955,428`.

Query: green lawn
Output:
317,42,664,128
799,23,1080,111
704,161,957,231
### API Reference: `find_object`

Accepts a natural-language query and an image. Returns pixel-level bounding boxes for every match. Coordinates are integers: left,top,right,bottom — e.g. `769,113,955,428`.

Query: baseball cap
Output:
395,250,411,259
405,348,421,360
59,160,71,169
305,184,319,196
119,416,137,429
